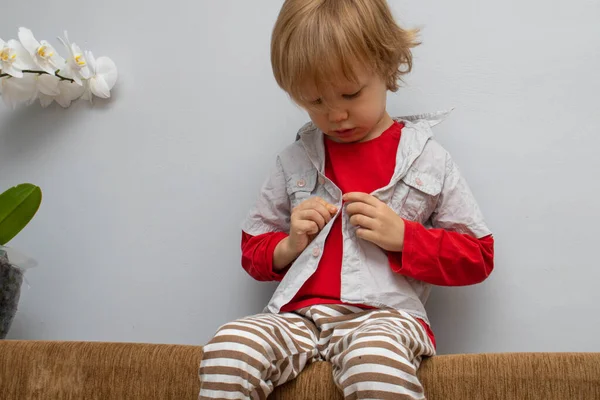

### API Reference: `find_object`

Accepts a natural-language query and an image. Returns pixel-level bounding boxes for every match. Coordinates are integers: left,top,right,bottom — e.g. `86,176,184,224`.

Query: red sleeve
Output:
388,220,494,286
241,231,289,282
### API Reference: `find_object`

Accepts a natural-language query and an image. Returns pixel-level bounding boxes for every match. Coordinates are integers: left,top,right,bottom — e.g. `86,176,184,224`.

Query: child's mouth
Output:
334,128,355,136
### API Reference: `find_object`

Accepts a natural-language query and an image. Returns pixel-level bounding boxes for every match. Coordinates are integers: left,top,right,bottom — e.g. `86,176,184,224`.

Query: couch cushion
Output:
1,341,599,400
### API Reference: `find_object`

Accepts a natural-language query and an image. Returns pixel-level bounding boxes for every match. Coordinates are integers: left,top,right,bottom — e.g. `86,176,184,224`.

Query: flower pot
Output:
0,249,24,339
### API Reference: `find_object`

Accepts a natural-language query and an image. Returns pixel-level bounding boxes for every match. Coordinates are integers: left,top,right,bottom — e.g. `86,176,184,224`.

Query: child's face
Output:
300,67,392,143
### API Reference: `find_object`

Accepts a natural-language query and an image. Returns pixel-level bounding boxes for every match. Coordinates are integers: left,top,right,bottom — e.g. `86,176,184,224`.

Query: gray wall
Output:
1,0,599,354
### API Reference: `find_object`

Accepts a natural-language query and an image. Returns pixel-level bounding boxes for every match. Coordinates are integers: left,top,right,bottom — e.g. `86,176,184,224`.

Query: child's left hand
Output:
343,192,405,252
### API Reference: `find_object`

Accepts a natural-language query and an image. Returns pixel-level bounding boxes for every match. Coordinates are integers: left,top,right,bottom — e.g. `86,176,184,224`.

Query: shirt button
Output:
297,179,306,188
312,247,321,257
415,177,424,186
318,176,325,185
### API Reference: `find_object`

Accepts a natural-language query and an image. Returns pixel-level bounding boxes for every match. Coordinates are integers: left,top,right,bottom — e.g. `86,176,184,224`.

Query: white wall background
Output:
1,0,599,354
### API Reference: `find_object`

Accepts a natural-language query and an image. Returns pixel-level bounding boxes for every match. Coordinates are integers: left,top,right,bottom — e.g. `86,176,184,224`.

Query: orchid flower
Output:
18,28,64,75
0,74,36,108
57,31,90,85
54,80,85,108
28,74,61,107
0,28,117,108
0,38,35,78
81,51,117,102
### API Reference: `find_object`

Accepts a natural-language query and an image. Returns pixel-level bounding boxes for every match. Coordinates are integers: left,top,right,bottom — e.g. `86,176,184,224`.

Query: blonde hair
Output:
271,0,420,104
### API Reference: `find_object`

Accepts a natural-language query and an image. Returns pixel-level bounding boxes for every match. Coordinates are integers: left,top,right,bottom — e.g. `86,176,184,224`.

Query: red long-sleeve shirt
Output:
241,121,494,347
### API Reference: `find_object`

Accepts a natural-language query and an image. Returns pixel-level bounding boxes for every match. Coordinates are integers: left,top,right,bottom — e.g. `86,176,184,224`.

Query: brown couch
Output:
1,340,599,399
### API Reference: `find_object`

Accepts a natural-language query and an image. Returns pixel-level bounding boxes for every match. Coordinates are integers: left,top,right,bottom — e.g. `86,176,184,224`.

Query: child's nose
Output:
328,109,348,123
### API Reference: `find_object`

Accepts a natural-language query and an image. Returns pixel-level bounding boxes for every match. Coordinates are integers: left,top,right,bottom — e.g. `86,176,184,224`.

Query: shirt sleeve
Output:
389,147,494,286
388,220,494,286
240,154,294,281
242,155,292,236
241,231,289,282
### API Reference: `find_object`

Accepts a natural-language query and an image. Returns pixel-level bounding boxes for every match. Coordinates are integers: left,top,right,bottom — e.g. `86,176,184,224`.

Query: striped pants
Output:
199,305,435,399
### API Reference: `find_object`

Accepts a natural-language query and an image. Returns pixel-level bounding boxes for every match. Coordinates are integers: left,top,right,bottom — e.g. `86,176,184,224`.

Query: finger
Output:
343,192,380,207
294,198,313,212
314,197,338,214
346,201,377,218
295,220,319,235
312,202,334,224
307,221,319,235
297,209,326,230
349,214,377,230
356,228,378,243
297,197,337,215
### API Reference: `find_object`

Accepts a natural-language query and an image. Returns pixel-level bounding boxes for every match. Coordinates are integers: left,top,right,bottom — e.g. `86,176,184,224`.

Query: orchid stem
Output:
0,70,75,83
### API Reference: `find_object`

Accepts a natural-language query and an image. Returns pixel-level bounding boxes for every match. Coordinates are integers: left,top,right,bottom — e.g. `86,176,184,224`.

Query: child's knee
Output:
201,318,278,375
334,341,423,399
205,321,264,354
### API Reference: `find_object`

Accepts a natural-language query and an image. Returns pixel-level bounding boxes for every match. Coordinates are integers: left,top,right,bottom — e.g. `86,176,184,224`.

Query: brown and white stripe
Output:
198,305,435,400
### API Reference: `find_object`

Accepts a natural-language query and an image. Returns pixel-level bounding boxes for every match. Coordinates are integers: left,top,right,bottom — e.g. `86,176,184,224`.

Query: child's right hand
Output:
289,197,338,252
273,197,337,271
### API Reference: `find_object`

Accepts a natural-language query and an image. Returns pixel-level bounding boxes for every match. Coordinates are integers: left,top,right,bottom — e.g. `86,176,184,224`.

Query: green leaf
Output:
0,184,42,246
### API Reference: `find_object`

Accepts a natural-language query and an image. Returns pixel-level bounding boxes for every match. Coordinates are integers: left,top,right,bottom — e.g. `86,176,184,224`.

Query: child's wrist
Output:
273,237,301,271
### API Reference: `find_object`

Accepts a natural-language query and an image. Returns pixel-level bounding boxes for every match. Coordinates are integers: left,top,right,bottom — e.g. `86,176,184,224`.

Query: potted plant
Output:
0,183,42,339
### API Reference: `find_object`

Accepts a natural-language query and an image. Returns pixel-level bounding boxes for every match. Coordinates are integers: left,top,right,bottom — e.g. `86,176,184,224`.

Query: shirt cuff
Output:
388,219,418,273
265,232,290,281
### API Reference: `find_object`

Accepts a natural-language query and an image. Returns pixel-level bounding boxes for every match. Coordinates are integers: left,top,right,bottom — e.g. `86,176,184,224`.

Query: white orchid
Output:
0,72,62,109
0,27,117,108
57,31,90,86
0,38,35,78
54,80,85,108
81,51,117,102
0,75,36,108
18,27,64,75
28,74,61,107
33,76,84,108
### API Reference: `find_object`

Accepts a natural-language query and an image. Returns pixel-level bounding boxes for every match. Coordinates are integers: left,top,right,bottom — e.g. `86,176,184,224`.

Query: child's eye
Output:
343,90,362,100
310,98,323,105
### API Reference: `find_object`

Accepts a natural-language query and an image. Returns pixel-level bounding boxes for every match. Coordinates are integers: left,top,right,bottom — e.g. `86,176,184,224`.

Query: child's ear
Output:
385,70,397,91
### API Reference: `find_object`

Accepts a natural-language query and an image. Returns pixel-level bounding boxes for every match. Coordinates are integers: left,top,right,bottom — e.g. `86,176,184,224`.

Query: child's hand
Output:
343,192,406,252
289,197,337,252
273,197,337,270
